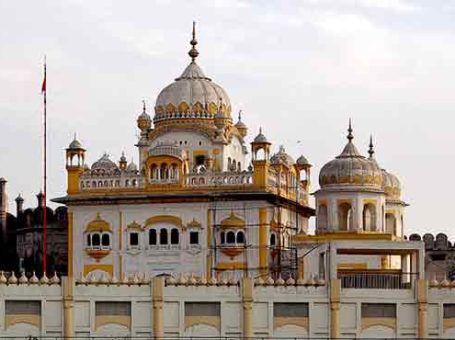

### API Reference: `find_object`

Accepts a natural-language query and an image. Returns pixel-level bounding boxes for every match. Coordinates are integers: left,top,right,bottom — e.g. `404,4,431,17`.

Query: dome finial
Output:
368,134,375,159
347,118,353,142
238,110,242,122
188,21,199,62
142,99,146,113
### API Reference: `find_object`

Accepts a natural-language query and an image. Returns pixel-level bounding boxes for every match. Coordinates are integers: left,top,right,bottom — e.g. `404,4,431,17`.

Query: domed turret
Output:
253,128,269,144
271,145,295,167
119,152,127,170
137,101,152,132
91,154,119,172
319,121,383,190
382,170,401,199
68,137,84,150
234,110,248,138
126,160,138,173
296,155,310,168
153,22,232,125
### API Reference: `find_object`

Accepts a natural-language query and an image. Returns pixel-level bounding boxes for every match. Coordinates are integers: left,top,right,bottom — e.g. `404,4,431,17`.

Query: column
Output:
242,277,254,338
328,198,337,231
206,208,213,280
330,279,341,338
63,276,75,338
417,279,428,338
258,207,268,278
152,276,164,339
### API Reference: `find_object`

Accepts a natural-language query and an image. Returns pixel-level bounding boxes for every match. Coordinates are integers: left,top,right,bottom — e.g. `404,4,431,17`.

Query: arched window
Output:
270,233,276,247
255,148,265,160
92,233,100,247
160,164,168,180
150,164,157,179
86,234,91,247
220,231,225,244
236,231,245,244
318,204,328,230
170,228,179,245
386,213,396,235
227,157,231,170
160,228,168,245
101,233,110,248
363,204,377,231
237,162,241,171
149,229,157,245
226,231,236,244
338,203,353,231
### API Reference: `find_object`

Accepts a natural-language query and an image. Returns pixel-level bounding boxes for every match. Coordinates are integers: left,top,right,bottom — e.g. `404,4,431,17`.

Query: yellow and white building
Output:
2,24,455,339
55,24,313,281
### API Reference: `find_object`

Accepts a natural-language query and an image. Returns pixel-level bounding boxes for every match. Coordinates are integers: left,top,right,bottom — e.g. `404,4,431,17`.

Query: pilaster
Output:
152,276,164,339
242,277,254,338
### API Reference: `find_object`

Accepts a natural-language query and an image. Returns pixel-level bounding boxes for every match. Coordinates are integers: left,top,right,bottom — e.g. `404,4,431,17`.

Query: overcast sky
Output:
1,0,454,237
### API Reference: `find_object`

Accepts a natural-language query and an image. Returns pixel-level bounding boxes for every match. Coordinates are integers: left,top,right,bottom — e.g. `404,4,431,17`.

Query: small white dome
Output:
319,125,383,189
126,161,138,173
91,154,118,171
68,137,83,150
271,146,295,166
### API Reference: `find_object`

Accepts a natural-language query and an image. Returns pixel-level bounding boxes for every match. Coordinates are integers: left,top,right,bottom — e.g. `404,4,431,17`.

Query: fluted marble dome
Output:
153,24,231,124
319,125,383,190
382,170,401,199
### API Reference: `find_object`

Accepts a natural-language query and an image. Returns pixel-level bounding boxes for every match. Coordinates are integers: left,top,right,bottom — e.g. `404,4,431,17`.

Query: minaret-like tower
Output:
66,135,86,194
251,128,272,189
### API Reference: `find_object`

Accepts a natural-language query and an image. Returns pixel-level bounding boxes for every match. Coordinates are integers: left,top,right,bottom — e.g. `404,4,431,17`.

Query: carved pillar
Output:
152,276,164,339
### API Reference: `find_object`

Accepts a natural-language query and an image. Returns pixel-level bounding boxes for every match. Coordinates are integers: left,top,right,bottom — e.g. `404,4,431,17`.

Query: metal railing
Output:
338,270,417,289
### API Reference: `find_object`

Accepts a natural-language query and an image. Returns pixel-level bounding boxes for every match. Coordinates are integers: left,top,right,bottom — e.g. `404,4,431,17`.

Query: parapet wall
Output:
0,272,454,338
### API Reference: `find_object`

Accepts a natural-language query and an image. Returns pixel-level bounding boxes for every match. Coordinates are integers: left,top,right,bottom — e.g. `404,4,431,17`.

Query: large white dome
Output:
153,23,231,125
154,62,231,123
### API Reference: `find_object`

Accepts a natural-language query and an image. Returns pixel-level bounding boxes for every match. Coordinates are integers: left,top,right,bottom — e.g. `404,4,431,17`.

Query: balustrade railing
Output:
339,270,417,289
185,172,253,187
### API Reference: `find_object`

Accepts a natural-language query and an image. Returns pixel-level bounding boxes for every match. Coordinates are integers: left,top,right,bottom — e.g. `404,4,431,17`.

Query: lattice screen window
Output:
95,302,131,316
5,301,41,315
185,302,220,316
361,303,396,318
274,303,309,317
444,304,455,318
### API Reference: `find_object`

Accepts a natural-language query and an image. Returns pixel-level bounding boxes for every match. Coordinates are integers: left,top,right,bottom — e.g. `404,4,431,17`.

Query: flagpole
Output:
42,56,47,274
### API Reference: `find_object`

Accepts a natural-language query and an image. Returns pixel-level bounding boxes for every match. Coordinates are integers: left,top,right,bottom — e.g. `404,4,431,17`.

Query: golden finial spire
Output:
368,134,375,158
347,118,353,142
188,21,199,62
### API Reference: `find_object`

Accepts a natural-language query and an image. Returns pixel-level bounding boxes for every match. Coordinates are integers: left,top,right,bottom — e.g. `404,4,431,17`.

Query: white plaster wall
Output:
222,136,247,171
274,325,308,338
360,325,395,338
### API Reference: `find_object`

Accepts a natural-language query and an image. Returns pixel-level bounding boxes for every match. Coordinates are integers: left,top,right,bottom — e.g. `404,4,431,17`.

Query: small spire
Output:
259,127,263,135
73,132,77,141
347,118,353,142
142,100,146,113
238,110,242,122
368,134,375,159
188,21,199,62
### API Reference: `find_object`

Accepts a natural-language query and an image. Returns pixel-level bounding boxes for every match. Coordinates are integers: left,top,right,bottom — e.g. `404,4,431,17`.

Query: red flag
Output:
41,70,46,94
